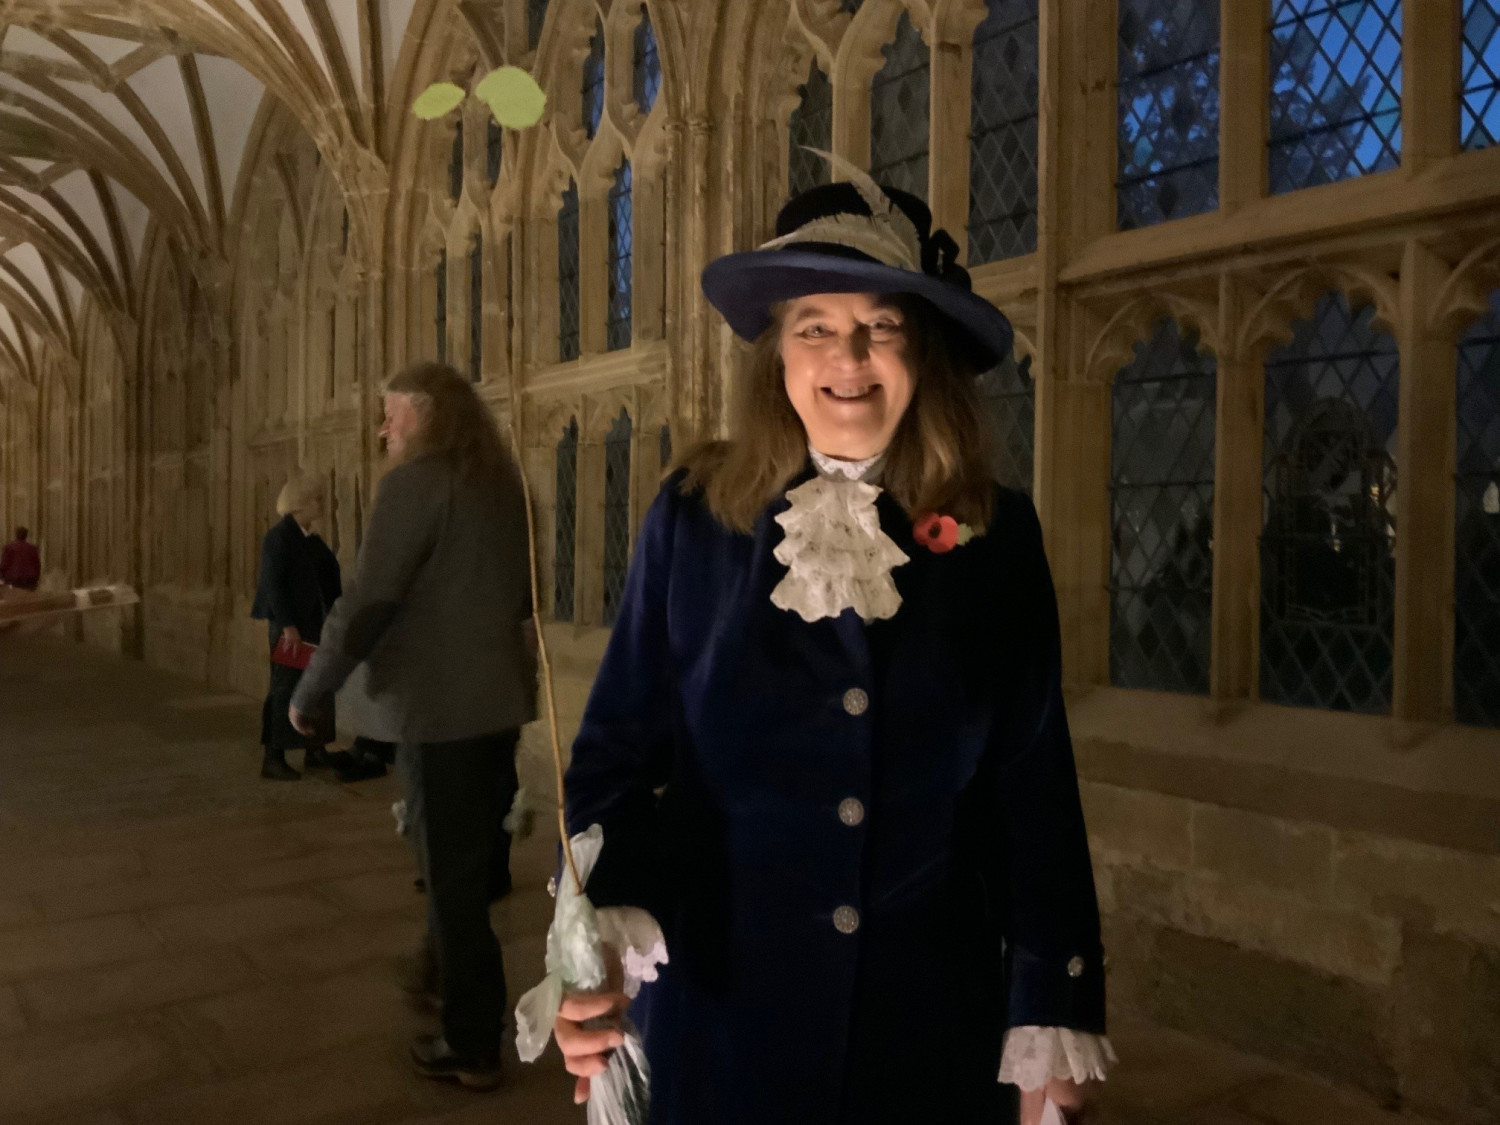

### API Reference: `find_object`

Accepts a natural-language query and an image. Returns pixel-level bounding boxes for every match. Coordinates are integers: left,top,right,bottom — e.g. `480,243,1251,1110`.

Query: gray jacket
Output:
292,455,536,744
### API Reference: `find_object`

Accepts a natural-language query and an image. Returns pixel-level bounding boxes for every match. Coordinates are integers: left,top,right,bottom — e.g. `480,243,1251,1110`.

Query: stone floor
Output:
0,635,1449,1125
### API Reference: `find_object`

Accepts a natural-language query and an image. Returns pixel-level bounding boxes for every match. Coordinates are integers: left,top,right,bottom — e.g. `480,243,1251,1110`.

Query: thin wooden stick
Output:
515,454,583,898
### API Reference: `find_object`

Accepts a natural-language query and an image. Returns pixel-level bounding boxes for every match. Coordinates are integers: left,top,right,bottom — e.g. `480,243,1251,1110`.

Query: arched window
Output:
603,407,633,624
469,236,483,382
435,248,447,364
1454,288,1500,726
1269,0,1402,193
528,0,549,50
449,121,464,202
583,19,606,139
969,0,1039,262
558,180,580,361
789,62,833,198
555,416,578,621
1116,0,1220,230
486,118,502,186
1109,319,1216,693
870,11,929,199
1463,0,1500,151
635,7,661,114
977,350,1034,494
608,161,633,351
1262,292,1398,713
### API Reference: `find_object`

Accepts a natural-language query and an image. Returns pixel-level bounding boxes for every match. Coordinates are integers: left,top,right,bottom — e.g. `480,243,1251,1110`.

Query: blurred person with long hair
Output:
290,362,534,1090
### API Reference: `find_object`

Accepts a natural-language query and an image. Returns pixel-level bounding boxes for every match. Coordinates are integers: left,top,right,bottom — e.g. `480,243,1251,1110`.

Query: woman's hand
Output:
1020,1078,1098,1124
554,989,631,1104
280,625,302,645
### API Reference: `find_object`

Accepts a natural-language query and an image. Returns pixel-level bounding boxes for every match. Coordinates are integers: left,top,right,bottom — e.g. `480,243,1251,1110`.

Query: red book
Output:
272,636,318,670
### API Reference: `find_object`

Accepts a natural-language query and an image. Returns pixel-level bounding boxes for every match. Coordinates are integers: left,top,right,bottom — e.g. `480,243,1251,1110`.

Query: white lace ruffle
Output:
998,1027,1117,1090
771,475,909,623
594,906,670,999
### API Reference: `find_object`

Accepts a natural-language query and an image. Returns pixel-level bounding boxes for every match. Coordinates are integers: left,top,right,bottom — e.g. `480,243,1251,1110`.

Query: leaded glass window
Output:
969,0,1039,263
435,248,447,364
554,417,578,622
977,351,1034,494
870,12,929,199
486,118,502,186
469,237,483,382
1463,0,1500,150
449,122,463,202
635,8,661,115
1268,0,1403,194
603,408,633,624
1117,0,1220,230
528,0,549,50
558,180,580,362
583,19,606,139
789,62,833,198
608,162,633,351
1454,289,1500,726
1110,320,1216,693
1262,292,1398,714
660,423,672,468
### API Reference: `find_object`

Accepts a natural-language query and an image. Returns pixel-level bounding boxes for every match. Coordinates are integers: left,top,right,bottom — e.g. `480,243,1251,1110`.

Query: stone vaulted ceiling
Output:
0,0,427,388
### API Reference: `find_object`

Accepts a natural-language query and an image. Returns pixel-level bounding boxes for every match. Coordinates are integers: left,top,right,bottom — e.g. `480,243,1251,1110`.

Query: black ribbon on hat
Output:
922,228,972,291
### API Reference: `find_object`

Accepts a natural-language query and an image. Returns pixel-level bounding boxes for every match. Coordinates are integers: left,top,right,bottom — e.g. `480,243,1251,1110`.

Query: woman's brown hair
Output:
676,295,996,533
384,361,520,486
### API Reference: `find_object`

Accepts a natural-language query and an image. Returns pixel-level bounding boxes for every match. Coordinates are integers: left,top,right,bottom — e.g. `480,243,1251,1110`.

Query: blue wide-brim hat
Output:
701,156,1013,372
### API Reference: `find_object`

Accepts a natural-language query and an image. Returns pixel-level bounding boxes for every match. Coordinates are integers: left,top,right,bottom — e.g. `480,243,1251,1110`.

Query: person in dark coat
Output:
0,527,41,590
554,171,1114,1125
251,476,342,780
289,362,536,1091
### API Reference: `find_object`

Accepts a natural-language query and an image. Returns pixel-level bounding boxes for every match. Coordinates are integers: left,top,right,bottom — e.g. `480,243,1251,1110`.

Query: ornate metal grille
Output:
486,118,502,185
604,408,634,625
1268,0,1403,193
608,162,634,352
635,9,661,114
1109,319,1216,693
1454,290,1500,726
583,19,606,139
449,122,463,202
969,0,1039,263
977,351,1035,494
1262,292,1398,714
869,11,929,200
435,248,447,364
660,423,672,468
1463,0,1500,150
468,237,483,382
558,180,580,362
554,417,578,622
789,62,833,198
1117,0,1220,230
528,0,549,50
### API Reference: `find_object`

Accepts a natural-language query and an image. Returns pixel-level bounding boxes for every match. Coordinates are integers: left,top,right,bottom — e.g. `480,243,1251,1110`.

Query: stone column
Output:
1219,0,1267,212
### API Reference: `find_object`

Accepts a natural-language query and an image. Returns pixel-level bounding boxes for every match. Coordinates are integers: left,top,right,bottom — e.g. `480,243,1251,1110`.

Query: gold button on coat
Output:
842,688,869,716
838,797,865,826
833,905,861,934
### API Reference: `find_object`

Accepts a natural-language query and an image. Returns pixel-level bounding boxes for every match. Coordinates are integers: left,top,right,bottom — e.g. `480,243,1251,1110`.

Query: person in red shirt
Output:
0,528,41,590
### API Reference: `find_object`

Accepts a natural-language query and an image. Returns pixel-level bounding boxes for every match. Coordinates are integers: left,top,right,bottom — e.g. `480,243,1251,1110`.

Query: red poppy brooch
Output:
912,512,978,554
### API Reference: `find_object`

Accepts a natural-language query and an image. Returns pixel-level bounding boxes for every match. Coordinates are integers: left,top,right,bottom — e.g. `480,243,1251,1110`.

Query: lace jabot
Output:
770,448,909,624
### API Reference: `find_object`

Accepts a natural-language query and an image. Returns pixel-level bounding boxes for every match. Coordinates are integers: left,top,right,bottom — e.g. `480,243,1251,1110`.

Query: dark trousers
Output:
419,729,520,1064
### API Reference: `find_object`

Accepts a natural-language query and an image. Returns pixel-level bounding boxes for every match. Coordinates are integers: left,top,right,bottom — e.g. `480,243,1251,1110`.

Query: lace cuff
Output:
997,1027,1117,1090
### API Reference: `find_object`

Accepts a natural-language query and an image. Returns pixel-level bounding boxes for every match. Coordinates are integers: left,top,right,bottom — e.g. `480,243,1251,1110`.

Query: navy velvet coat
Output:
564,471,1105,1125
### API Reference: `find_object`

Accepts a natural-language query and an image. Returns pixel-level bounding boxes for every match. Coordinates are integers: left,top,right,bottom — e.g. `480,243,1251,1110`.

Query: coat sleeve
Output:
989,492,1106,1036
562,480,681,915
254,527,297,627
292,463,440,712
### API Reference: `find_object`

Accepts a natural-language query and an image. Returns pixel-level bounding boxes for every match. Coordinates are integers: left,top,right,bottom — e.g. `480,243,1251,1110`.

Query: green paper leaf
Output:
956,525,976,546
474,66,547,129
412,82,466,120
